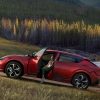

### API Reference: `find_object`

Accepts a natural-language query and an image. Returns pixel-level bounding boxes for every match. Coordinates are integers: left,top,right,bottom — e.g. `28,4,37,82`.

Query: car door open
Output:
27,48,48,75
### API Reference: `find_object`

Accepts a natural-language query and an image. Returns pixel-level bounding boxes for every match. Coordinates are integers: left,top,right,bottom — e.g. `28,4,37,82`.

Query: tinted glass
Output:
59,54,83,63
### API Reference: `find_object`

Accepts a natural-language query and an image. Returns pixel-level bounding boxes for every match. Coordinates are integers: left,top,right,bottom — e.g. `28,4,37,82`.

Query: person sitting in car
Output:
40,56,55,83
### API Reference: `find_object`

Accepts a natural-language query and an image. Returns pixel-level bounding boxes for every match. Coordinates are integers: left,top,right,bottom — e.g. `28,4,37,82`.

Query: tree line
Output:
0,18,100,52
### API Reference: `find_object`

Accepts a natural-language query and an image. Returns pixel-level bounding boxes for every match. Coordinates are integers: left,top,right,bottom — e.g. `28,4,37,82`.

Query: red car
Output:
0,48,100,89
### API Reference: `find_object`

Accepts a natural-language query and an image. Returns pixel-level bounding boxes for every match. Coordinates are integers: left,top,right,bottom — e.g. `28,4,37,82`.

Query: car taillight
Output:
92,62,100,68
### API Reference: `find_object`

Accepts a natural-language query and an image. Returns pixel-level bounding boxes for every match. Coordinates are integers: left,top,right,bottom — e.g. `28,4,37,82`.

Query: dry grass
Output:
0,76,100,100
0,37,39,57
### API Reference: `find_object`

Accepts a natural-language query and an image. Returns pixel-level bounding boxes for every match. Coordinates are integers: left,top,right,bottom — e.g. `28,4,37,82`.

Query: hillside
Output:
0,37,39,57
0,37,100,100
80,0,100,9
0,0,100,23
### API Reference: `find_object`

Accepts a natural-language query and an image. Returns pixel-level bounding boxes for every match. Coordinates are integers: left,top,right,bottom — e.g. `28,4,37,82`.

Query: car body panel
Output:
0,54,30,74
52,61,78,82
27,48,47,74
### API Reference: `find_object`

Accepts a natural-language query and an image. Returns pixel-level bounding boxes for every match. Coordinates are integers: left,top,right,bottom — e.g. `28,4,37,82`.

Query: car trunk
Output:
92,61,100,76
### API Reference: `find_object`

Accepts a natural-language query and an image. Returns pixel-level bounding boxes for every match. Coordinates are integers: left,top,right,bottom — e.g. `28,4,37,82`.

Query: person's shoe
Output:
40,77,45,83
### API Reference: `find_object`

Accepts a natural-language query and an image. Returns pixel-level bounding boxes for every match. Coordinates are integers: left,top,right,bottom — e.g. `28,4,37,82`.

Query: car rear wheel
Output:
5,61,23,78
72,73,90,89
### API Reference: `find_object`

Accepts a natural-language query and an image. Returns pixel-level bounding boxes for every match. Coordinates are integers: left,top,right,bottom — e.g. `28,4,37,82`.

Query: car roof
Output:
46,49,88,59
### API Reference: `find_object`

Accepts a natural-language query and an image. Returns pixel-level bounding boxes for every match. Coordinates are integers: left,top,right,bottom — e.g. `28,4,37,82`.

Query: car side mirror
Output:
32,52,36,56
32,52,37,58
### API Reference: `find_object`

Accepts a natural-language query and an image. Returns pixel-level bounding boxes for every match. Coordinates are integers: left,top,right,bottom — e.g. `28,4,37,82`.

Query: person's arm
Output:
45,61,54,68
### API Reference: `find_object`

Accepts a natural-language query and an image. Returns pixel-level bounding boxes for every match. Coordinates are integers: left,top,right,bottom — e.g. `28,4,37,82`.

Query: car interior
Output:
37,51,57,78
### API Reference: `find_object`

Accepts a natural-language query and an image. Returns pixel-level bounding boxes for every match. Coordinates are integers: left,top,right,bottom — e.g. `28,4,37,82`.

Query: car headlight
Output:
0,57,4,60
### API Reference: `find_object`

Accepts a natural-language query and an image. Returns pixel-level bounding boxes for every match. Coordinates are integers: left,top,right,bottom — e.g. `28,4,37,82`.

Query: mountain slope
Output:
80,0,100,8
0,37,39,57
56,0,81,4
0,0,100,23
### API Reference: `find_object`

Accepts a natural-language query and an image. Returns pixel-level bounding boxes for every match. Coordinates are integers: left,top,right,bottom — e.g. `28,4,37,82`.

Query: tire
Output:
5,61,23,79
72,73,90,89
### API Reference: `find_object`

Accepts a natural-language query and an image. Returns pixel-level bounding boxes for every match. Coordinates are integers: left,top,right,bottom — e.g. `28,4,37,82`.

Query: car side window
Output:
59,54,82,63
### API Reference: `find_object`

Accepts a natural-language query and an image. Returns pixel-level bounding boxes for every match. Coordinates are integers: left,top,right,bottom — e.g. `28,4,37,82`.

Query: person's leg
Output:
40,67,47,83
41,67,51,83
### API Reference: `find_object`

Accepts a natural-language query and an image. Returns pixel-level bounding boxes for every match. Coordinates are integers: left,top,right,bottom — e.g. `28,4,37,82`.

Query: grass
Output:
0,37,40,57
0,37,100,100
0,76,100,100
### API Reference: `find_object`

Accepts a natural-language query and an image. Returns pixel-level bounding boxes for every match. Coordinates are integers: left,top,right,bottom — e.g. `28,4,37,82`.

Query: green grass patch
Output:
0,37,39,57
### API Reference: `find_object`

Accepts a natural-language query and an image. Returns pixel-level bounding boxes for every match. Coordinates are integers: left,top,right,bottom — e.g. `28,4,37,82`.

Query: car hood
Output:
1,54,30,59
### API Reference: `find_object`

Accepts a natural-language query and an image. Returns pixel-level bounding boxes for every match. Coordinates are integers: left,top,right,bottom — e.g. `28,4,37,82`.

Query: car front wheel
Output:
5,61,23,78
72,73,90,89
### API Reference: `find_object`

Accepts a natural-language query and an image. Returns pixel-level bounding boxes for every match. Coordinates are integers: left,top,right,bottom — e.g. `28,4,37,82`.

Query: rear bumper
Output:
90,71,100,85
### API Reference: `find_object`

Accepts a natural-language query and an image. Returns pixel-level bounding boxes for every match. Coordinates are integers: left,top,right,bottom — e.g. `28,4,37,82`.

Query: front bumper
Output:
0,60,6,72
